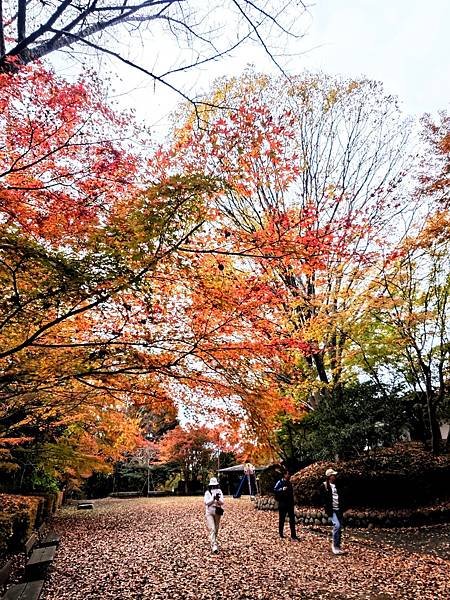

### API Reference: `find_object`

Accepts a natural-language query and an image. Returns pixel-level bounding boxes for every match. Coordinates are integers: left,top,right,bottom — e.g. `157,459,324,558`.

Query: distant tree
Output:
362,211,450,454
155,71,412,437
159,425,218,493
420,111,450,207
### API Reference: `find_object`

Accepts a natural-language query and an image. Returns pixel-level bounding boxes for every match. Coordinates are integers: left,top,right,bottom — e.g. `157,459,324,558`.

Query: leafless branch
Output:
0,1,305,104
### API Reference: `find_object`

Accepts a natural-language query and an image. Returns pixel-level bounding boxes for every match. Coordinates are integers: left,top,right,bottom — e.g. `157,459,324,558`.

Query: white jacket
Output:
204,489,225,515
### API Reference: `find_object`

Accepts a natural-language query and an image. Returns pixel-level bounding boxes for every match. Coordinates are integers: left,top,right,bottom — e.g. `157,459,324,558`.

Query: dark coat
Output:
320,480,347,516
274,478,295,509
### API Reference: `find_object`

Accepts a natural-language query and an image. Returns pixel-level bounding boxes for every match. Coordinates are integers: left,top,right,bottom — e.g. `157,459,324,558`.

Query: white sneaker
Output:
332,546,345,555
212,545,218,554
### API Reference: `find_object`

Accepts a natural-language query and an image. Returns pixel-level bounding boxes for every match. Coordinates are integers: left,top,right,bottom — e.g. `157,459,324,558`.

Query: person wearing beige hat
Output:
204,476,225,553
321,468,347,555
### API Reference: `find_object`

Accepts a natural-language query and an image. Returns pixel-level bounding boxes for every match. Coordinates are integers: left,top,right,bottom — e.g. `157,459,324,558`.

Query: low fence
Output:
255,495,450,528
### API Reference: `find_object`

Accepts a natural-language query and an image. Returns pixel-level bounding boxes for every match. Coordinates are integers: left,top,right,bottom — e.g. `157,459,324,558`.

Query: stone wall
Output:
255,495,450,528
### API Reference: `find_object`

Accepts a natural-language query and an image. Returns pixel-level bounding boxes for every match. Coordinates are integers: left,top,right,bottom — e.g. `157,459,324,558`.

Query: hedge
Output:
291,443,450,509
0,493,52,553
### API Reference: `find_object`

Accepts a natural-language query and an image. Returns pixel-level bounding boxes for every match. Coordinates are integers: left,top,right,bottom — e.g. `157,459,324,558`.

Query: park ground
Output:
40,497,449,600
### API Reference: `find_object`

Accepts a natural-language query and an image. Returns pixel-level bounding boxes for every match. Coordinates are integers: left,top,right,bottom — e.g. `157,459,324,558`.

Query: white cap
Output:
209,477,219,486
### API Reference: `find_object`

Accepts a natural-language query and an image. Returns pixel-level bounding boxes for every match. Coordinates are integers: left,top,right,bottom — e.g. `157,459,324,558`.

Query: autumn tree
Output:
355,210,450,454
154,71,414,439
0,2,314,483
0,63,222,485
347,114,450,454
420,111,450,207
159,425,218,493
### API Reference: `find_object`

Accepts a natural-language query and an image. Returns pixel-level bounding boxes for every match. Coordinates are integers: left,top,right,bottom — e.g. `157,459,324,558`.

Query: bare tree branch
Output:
0,1,305,103
0,1,5,56
17,0,27,42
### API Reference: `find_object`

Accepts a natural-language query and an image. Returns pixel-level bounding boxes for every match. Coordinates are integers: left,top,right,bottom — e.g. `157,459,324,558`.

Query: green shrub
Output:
277,382,410,463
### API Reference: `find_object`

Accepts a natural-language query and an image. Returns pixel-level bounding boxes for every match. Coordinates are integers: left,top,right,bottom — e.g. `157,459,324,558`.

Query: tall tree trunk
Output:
313,353,329,384
426,394,442,454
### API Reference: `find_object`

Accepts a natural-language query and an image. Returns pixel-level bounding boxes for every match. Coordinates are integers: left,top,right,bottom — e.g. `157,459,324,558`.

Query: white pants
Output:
206,513,221,548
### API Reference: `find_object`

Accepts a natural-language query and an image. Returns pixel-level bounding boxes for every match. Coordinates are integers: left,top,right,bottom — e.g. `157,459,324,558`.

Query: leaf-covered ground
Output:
42,497,449,600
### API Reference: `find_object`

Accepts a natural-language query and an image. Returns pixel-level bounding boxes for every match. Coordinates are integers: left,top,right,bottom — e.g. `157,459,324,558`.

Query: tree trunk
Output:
426,395,442,454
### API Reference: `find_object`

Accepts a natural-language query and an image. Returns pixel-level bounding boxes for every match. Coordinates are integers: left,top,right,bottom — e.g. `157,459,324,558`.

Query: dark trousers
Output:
278,505,296,538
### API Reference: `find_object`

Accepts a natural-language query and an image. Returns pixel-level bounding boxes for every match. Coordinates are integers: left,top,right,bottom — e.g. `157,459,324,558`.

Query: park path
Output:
42,497,449,600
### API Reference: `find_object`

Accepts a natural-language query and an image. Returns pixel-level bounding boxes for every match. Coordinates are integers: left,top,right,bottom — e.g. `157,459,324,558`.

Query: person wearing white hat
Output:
321,468,347,555
204,476,225,553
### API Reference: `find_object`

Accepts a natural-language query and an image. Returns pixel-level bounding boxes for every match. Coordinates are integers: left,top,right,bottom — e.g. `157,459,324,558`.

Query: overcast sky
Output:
300,0,450,116
89,1,449,131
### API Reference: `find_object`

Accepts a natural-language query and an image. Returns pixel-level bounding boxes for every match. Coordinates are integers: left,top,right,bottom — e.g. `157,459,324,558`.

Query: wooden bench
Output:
1,580,44,600
24,546,56,582
37,525,60,549
24,534,38,558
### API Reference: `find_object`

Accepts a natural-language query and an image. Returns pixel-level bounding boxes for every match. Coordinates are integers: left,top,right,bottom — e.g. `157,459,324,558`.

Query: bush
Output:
277,382,410,463
292,442,450,509
0,513,13,553
0,494,43,551
257,465,285,496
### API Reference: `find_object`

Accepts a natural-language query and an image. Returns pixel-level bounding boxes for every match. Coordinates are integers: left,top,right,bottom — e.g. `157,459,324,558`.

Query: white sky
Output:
55,1,449,133
300,0,450,117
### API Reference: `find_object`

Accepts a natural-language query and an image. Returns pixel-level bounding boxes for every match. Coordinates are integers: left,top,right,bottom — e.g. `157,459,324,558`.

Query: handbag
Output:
215,505,224,516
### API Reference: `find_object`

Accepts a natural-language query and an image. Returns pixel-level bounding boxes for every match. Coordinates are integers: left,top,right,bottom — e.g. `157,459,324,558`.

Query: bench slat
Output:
24,534,38,557
2,580,44,600
26,546,56,567
38,531,60,549
25,547,55,581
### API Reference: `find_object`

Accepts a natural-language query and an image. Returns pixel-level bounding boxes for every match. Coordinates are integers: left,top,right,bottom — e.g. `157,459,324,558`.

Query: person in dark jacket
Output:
274,471,299,541
320,468,346,554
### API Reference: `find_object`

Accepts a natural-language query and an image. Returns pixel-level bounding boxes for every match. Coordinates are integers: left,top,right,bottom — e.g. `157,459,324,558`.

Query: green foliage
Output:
28,469,60,493
113,461,147,494
277,381,409,462
83,472,114,499
84,460,183,497
149,462,180,491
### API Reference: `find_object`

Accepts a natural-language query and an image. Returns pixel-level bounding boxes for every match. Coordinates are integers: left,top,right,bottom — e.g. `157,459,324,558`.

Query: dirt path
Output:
42,497,449,600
